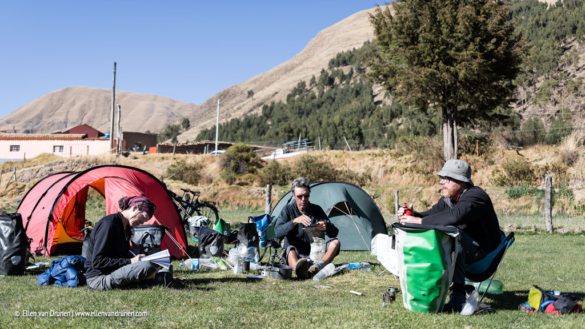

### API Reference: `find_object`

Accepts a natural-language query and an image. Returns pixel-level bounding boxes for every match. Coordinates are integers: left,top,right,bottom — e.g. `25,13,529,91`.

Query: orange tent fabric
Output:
18,165,187,258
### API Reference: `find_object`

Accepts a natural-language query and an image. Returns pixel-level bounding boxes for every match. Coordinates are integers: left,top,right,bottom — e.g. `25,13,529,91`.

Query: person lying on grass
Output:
84,196,159,290
398,159,502,312
274,177,341,279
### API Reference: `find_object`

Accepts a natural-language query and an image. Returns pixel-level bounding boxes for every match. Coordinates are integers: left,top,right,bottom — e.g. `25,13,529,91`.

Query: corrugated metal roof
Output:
0,133,89,140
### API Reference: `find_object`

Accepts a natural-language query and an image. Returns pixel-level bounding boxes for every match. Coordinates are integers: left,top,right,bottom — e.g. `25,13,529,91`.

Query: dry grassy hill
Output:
178,8,376,141
0,86,198,133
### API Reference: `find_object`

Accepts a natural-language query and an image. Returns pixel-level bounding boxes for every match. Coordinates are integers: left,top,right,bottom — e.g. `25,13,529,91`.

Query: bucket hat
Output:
437,159,473,185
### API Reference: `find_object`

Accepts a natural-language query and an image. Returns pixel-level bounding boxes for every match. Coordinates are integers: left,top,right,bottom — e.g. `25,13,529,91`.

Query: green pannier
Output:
393,223,459,313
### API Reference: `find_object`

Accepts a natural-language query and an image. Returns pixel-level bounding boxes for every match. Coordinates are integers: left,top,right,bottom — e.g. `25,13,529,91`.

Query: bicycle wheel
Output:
196,203,220,225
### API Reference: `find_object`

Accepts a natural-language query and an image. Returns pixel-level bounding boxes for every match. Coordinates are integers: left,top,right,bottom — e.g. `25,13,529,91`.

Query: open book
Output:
141,249,171,270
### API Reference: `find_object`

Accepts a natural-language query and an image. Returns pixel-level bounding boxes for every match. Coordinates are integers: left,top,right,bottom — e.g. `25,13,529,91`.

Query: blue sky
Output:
0,1,383,119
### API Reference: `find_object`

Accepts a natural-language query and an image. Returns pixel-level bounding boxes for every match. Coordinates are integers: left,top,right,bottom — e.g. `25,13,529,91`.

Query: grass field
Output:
1,233,584,329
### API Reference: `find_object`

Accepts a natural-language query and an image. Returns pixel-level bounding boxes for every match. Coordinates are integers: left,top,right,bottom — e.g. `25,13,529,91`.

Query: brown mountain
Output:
178,8,376,141
0,86,197,134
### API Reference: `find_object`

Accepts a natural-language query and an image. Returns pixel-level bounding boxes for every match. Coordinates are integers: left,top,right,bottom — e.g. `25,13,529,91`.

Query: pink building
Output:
0,131,110,162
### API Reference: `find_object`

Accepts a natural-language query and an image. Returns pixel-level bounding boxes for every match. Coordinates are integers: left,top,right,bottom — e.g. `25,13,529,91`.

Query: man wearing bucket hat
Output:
399,159,502,312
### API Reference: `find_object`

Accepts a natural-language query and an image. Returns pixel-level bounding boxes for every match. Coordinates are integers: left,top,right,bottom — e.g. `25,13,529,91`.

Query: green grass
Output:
1,233,585,328
499,214,585,233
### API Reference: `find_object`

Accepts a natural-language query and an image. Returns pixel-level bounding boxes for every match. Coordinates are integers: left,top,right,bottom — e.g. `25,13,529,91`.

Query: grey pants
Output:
87,261,157,290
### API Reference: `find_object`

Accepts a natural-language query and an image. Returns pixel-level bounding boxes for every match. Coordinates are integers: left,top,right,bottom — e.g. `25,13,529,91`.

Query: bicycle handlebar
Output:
180,188,200,196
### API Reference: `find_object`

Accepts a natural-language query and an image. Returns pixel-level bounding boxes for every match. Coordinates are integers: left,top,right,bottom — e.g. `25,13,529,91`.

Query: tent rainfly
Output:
271,181,388,251
17,165,187,258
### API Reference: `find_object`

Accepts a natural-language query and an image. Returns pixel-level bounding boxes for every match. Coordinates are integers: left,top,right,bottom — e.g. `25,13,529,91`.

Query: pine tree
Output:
369,0,521,160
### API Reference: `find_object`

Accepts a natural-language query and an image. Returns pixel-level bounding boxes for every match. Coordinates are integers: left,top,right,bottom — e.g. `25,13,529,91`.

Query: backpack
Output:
0,212,29,275
192,226,224,257
526,285,582,314
237,223,260,249
130,225,165,256
393,223,459,313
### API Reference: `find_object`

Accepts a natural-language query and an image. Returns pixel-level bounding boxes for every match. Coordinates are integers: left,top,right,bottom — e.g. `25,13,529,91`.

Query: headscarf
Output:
118,196,156,218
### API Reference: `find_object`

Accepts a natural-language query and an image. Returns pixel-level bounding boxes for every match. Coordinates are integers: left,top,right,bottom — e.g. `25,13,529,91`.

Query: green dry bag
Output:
393,223,459,313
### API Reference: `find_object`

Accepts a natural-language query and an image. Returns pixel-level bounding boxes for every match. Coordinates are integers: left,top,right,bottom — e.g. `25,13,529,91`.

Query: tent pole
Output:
153,218,193,260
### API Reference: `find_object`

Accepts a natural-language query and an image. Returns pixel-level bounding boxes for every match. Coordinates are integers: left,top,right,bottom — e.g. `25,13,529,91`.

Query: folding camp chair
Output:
248,214,280,264
465,232,515,304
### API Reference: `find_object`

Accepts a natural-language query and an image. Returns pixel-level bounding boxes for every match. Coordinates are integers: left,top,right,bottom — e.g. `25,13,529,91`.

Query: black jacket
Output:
274,200,338,256
84,213,132,278
414,186,501,253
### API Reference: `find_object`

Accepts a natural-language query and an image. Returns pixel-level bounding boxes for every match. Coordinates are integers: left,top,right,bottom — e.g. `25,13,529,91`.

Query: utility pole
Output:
110,62,117,153
116,104,122,155
214,99,220,154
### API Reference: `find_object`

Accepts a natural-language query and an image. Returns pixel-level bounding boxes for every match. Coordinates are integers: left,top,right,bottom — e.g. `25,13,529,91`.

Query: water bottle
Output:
179,258,200,271
346,262,371,271
460,290,479,316
313,263,336,281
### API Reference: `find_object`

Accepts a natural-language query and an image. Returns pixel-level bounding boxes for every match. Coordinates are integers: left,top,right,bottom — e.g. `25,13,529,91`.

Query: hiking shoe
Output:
443,287,467,313
308,261,325,277
295,258,312,280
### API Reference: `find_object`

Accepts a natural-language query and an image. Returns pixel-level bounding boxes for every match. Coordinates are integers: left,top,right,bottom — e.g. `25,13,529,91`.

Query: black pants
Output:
453,231,486,286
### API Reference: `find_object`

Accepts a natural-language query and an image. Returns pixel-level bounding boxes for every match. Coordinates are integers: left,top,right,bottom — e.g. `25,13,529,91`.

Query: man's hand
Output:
315,220,327,232
399,215,422,225
292,214,312,227
397,206,406,217
130,254,144,264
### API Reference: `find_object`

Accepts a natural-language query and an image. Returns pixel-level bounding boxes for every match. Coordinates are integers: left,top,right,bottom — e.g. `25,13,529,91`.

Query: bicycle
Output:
168,188,220,239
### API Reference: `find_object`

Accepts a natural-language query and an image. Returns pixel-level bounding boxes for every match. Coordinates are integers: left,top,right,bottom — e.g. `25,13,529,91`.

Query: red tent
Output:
18,165,187,259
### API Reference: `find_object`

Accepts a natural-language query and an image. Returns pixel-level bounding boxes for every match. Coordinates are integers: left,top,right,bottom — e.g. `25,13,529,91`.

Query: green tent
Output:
271,182,388,251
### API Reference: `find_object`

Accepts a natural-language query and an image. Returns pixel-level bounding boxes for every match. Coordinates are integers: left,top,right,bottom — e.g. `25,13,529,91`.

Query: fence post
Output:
394,190,400,221
265,184,272,214
544,173,553,233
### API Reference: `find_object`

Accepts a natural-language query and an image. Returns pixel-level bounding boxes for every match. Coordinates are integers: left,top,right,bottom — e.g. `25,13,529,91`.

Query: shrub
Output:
519,117,546,146
394,136,443,176
544,114,572,145
505,185,543,199
292,156,340,182
257,160,293,186
166,159,202,185
458,131,492,157
494,158,536,187
534,161,570,187
220,144,263,184
559,149,579,166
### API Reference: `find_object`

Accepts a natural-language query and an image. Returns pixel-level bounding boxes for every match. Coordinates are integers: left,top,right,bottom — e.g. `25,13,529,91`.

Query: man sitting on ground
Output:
274,177,341,279
399,159,502,312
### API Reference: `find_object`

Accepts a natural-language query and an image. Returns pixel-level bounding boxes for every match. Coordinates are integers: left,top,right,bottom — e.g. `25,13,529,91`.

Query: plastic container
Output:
179,258,215,271
346,262,371,271
179,258,200,271
468,279,504,295
313,263,336,281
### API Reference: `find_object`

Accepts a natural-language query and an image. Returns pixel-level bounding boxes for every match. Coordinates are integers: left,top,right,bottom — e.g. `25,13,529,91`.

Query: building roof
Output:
0,133,89,141
56,124,105,138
